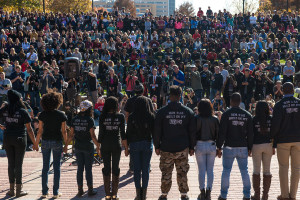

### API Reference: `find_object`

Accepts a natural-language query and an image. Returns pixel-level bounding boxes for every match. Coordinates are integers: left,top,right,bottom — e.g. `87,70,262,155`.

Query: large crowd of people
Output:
0,6,299,200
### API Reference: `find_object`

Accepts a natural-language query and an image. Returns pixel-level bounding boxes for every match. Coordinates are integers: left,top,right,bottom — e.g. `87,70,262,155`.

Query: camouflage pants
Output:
159,148,190,195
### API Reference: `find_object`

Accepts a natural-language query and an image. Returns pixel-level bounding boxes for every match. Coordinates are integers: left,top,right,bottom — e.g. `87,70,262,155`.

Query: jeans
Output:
101,148,121,176
130,140,153,188
210,88,219,100
220,147,251,199
41,140,63,196
3,135,27,184
75,149,94,186
195,141,216,190
29,91,40,110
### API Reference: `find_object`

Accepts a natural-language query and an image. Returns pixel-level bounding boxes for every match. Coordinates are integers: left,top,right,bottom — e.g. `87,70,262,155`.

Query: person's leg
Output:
84,149,94,186
130,142,142,188
206,143,216,190
290,142,300,199
41,140,52,195
52,141,63,196
111,149,121,197
252,144,263,175
174,148,190,196
220,147,235,199
75,150,85,186
159,150,175,196
141,141,153,188
14,136,27,184
236,148,251,199
261,143,273,200
3,136,16,184
195,142,207,190
277,143,291,198
101,150,112,196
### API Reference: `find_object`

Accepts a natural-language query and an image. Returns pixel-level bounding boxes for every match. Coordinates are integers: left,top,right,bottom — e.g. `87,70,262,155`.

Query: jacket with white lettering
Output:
153,102,197,153
217,107,254,150
271,96,300,145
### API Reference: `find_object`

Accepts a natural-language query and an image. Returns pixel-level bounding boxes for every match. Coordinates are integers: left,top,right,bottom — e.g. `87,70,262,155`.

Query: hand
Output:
63,145,68,153
272,148,276,155
189,149,194,156
124,148,129,157
0,124,6,130
122,140,128,148
155,149,160,156
217,149,222,158
248,150,252,157
96,145,101,157
33,143,39,151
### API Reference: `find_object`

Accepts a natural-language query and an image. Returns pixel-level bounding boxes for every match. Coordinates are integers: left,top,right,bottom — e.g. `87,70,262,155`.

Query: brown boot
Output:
111,174,120,200
77,185,84,196
251,174,260,200
103,174,111,199
16,184,28,197
261,175,272,200
6,183,15,196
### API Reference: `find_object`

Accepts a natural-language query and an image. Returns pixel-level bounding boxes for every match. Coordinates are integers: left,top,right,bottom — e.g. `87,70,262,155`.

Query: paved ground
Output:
0,124,299,200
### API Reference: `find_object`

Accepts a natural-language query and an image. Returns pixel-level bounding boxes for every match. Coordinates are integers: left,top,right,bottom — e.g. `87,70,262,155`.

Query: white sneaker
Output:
53,192,62,199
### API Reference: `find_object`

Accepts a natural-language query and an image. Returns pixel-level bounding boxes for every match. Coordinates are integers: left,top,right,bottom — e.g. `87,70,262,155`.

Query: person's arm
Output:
247,116,254,155
188,113,197,156
61,121,67,144
34,120,44,150
64,127,74,153
90,127,100,155
153,110,163,155
26,123,38,151
216,113,227,151
270,102,283,145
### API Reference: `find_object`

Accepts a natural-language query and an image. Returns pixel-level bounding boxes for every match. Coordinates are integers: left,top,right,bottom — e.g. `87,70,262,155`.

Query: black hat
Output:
7,90,21,104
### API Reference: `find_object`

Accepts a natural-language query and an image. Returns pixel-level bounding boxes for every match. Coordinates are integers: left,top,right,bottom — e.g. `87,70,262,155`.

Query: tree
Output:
114,0,136,17
226,0,259,14
176,2,195,16
0,0,41,11
48,0,92,13
258,0,274,12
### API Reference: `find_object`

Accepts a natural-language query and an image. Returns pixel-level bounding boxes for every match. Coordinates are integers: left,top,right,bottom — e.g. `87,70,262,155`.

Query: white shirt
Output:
250,16,257,25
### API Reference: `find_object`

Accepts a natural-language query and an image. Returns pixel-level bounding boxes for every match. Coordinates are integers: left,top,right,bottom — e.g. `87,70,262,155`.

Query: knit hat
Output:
7,90,21,104
134,80,144,93
80,100,93,112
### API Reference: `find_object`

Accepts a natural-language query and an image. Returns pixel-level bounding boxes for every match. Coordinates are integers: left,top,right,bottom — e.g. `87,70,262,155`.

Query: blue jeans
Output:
195,141,216,190
220,147,251,199
29,91,40,109
130,140,153,188
41,140,63,195
210,88,219,101
75,149,94,186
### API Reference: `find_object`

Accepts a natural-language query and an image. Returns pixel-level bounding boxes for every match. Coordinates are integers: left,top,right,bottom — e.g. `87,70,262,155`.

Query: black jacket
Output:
271,96,300,145
195,115,219,142
217,106,254,150
240,75,255,96
211,73,223,90
153,101,197,153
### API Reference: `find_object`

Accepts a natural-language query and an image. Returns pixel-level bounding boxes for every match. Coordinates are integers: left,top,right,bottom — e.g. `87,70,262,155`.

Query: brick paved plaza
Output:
0,125,299,200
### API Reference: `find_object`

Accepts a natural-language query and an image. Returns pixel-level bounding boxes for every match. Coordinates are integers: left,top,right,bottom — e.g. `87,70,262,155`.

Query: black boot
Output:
88,185,97,196
103,174,111,199
135,188,142,200
77,185,84,196
142,188,147,200
206,189,211,200
197,189,205,200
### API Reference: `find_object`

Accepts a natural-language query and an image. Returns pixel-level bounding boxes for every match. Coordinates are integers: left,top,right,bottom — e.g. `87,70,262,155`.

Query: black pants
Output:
101,148,121,176
3,135,27,184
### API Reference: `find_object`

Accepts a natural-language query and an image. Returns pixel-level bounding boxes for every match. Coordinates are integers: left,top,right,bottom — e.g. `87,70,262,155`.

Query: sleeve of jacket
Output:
217,113,227,149
120,114,126,140
270,102,283,146
188,112,197,150
98,119,105,143
214,117,220,143
247,116,254,150
153,109,163,150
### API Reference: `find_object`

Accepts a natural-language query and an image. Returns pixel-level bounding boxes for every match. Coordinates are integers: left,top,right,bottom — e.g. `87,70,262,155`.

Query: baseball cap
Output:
80,100,93,112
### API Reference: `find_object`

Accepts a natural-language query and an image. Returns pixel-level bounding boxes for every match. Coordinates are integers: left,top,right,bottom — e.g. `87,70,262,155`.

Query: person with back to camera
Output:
251,101,274,200
0,90,37,197
64,100,100,197
126,96,155,200
154,85,196,200
194,99,220,200
271,82,300,200
98,96,127,200
217,92,254,200
34,92,68,199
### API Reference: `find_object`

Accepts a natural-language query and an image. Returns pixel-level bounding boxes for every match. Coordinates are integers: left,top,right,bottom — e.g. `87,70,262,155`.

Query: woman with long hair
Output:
251,101,274,200
194,99,219,200
64,100,100,196
98,96,127,200
126,96,155,200
34,92,67,199
0,90,37,197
